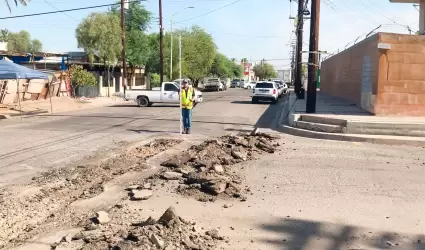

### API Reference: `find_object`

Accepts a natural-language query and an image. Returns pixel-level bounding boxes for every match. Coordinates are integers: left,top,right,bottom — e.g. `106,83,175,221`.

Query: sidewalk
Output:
0,96,130,119
279,91,425,146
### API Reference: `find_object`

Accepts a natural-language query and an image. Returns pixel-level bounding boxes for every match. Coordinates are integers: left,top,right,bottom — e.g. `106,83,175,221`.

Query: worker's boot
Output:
186,128,191,134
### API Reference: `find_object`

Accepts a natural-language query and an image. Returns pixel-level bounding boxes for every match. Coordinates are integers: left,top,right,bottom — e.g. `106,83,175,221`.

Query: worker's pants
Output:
182,108,192,130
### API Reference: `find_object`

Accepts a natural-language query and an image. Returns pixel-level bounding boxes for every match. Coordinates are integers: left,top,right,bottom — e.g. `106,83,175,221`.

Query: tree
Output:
67,64,97,97
0,29,9,42
241,58,248,65
110,2,152,83
150,73,160,88
5,0,28,12
76,12,122,65
210,53,231,78
179,26,216,85
253,63,277,80
209,53,241,79
30,39,42,52
6,30,43,53
126,30,151,80
232,64,243,78
145,33,160,75
110,1,151,31
76,12,122,89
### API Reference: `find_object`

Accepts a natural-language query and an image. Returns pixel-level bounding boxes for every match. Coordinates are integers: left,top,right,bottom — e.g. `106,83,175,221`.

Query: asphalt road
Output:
0,88,284,187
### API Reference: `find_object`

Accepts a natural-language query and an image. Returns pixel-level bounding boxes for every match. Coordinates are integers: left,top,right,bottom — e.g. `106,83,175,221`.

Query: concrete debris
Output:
130,189,153,200
59,207,221,250
143,183,152,189
205,229,223,240
150,233,165,248
60,233,73,243
213,164,224,173
158,206,179,225
231,150,247,161
158,132,280,201
95,211,111,224
161,171,183,180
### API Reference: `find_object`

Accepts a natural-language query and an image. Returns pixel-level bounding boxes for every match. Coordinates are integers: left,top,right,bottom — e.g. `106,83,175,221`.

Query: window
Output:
255,82,274,88
164,83,178,92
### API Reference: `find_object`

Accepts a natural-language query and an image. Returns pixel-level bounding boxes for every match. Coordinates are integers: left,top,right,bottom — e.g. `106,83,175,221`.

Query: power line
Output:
42,0,79,22
0,0,145,20
174,0,243,24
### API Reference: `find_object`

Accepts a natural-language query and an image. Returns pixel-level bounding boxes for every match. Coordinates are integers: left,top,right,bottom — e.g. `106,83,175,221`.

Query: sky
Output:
0,0,420,70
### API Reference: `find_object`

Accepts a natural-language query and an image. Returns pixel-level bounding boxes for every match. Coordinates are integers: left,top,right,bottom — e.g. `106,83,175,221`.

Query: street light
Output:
170,6,194,80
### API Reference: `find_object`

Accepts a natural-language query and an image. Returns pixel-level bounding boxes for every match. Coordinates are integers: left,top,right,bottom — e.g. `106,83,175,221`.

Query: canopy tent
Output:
0,59,51,122
0,59,48,80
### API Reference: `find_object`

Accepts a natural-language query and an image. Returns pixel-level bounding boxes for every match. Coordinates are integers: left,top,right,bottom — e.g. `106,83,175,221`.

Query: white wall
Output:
0,42,7,51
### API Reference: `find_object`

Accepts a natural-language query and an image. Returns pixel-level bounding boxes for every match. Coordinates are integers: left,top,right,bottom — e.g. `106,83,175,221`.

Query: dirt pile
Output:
0,139,181,249
55,206,224,250
158,132,281,202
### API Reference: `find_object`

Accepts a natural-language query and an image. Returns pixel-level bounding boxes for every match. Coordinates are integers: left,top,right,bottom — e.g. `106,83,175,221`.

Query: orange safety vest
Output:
181,87,194,109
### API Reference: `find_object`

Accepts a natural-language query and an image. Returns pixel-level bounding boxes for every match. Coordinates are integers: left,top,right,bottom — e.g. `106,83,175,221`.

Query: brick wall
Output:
374,33,425,116
321,34,379,112
321,32,425,116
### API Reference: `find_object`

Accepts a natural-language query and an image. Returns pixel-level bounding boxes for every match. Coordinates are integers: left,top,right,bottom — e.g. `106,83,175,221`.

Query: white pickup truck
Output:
124,82,203,107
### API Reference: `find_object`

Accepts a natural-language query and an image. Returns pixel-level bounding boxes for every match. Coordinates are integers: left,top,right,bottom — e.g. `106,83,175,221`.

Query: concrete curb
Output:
278,124,425,147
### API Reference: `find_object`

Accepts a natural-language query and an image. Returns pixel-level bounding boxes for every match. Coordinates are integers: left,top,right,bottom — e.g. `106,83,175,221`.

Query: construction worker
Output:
181,80,195,134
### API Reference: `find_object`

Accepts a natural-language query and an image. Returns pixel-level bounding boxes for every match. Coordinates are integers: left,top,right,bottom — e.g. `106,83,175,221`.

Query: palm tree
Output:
0,29,9,42
240,58,248,66
5,0,29,12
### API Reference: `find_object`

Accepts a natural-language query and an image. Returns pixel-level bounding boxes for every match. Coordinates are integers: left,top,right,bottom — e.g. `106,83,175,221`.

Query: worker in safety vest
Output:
181,80,195,134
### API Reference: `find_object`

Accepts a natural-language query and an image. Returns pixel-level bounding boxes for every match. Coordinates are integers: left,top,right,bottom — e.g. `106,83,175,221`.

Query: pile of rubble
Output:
54,206,223,250
0,139,181,249
157,132,281,202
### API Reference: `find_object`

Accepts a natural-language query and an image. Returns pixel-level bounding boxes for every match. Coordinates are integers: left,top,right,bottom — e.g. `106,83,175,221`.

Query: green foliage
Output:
179,26,216,84
145,33,160,75
0,29,9,42
253,63,277,80
75,12,122,65
210,53,239,78
232,64,243,77
30,39,42,52
150,73,160,88
145,25,216,85
69,64,97,87
301,64,307,76
110,2,151,32
5,0,28,12
6,30,43,53
110,2,152,80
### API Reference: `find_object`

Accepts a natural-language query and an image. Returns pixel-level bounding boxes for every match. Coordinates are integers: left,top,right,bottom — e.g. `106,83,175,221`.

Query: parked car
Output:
272,80,288,96
252,81,279,104
243,81,256,90
230,79,241,88
204,78,222,91
124,82,203,107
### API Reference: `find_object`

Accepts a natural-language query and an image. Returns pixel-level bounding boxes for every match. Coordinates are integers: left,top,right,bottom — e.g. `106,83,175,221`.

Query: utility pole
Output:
170,19,173,81
159,0,164,84
306,0,320,113
295,0,305,99
120,0,127,93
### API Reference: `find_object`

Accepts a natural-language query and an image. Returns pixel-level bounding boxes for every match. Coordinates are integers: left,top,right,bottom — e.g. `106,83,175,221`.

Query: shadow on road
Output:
107,104,180,108
260,218,425,250
254,96,287,130
128,129,180,134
